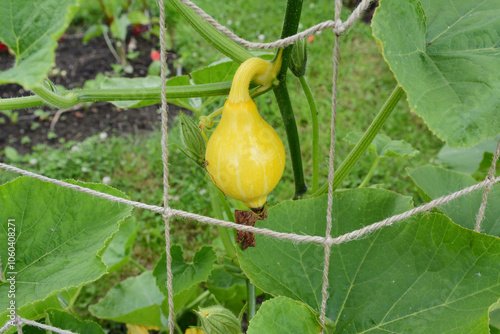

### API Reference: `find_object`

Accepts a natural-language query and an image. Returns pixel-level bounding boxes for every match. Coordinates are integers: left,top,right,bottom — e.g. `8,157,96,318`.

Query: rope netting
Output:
1,0,500,332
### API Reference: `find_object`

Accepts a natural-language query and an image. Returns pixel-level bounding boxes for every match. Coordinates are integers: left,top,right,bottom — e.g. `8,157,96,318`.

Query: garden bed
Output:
0,32,182,156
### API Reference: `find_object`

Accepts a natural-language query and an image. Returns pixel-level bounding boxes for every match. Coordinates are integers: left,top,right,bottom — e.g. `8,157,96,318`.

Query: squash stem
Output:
247,280,256,321
274,0,307,199
358,156,380,188
311,85,404,196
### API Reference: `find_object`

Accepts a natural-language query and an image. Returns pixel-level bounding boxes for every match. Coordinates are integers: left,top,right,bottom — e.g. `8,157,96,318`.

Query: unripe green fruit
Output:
196,305,242,334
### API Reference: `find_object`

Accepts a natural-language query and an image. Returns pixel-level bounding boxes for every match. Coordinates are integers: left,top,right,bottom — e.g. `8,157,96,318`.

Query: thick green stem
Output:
208,182,237,264
170,0,253,63
273,0,307,199
298,76,319,193
358,156,380,188
32,85,78,109
312,85,404,196
246,280,256,321
0,81,235,111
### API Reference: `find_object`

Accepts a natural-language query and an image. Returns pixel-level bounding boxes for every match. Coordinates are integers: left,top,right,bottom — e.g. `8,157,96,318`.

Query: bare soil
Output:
0,32,182,156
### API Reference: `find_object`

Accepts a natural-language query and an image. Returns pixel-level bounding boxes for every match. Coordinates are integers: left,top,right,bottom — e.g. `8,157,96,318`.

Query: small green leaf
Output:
46,309,105,334
345,132,419,158
128,11,150,25
3,147,21,162
191,61,240,85
83,24,108,44
0,177,132,318
372,0,500,147
153,245,217,296
436,137,500,174
110,14,130,41
408,165,500,236
0,0,80,88
89,271,166,329
247,297,332,334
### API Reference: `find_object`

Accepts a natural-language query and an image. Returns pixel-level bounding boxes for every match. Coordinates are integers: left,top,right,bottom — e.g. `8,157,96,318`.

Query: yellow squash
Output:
205,54,285,209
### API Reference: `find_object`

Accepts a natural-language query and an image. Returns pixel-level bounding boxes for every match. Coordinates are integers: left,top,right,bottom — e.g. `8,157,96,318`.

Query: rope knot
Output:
162,207,173,220
14,313,23,327
323,235,334,247
334,20,345,35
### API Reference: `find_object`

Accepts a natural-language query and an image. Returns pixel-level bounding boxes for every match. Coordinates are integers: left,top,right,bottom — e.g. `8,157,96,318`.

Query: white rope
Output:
158,0,176,331
475,137,500,232
177,0,376,49
2,163,498,247
0,316,77,334
319,1,343,331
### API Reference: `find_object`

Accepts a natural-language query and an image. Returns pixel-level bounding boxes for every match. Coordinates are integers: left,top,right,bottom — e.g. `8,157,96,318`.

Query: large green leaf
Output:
238,190,500,332
0,287,78,330
0,177,131,324
153,245,217,296
102,217,138,272
0,0,80,89
89,271,167,329
436,137,500,174
46,309,104,334
247,296,334,334
372,0,500,147
408,165,500,236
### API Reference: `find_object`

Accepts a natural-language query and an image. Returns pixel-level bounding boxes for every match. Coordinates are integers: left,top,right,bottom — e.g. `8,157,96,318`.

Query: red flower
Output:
150,50,161,61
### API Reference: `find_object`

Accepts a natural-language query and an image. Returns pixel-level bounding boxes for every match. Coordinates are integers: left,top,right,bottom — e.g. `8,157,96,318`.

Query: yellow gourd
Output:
205,53,285,209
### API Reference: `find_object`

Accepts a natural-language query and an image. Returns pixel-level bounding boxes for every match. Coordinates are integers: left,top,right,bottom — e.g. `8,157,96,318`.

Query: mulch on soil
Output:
0,32,182,156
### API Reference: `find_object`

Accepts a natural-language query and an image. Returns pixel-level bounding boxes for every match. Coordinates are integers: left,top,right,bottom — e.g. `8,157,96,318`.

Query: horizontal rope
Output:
0,316,77,334
1,162,498,247
179,0,375,49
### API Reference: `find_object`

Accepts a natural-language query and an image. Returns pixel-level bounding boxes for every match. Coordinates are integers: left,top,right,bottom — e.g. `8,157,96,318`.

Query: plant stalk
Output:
246,280,256,322
273,0,307,199
298,76,319,192
129,257,147,272
358,156,380,188
170,0,253,63
312,84,404,196
0,81,236,111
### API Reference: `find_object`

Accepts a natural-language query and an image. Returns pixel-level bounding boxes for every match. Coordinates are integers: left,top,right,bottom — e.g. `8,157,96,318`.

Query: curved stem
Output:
311,85,404,196
32,85,78,109
0,81,235,111
273,0,307,199
358,156,379,188
170,0,253,63
298,76,319,193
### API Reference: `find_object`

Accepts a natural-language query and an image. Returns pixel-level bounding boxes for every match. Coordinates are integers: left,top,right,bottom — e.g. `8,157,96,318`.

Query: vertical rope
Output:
158,0,175,331
319,1,342,331
474,137,500,232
